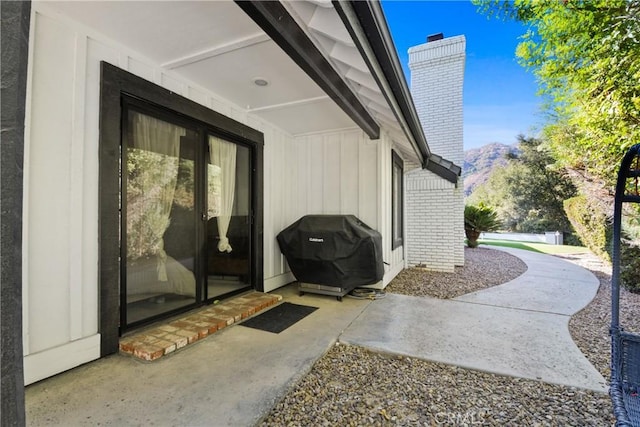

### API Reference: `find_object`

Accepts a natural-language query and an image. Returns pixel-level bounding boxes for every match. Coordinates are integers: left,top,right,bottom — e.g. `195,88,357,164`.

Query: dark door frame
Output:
1,1,31,424
99,62,264,355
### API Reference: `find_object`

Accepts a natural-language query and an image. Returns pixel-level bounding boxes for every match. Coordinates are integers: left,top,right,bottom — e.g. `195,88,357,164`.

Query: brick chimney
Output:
409,34,465,165
405,34,466,271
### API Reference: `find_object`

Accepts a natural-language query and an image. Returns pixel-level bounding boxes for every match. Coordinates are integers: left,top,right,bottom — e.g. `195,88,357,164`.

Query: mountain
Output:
463,142,519,197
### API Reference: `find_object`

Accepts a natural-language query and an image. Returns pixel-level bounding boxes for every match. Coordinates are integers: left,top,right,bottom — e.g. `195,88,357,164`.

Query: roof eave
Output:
235,0,380,139
335,1,430,163
336,0,464,183
238,1,463,183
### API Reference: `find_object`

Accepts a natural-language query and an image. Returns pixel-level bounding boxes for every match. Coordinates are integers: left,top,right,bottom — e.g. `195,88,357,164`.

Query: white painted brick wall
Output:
407,35,466,271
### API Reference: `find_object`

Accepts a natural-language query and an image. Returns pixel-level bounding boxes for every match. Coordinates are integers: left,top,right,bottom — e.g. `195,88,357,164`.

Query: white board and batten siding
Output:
263,129,407,292
376,139,407,288
22,3,405,384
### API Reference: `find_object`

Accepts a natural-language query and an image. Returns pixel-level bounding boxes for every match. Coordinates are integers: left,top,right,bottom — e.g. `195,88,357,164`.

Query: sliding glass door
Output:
121,103,253,330
206,136,252,299
99,62,264,352
122,110,199,326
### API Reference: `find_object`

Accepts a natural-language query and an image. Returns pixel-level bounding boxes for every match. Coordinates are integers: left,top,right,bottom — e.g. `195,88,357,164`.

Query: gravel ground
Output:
385,247,527,299
560,252,640,381
261,247,640,426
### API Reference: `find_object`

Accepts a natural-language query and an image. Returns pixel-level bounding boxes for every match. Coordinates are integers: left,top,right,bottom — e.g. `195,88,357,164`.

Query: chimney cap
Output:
427,33,444,43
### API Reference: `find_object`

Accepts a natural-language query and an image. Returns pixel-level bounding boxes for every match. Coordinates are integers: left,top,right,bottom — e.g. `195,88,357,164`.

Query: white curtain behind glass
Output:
208,135,236,253
127,111,186,281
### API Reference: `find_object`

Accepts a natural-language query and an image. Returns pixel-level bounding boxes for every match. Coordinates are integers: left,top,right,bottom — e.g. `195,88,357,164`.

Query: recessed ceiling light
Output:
253,77,269,87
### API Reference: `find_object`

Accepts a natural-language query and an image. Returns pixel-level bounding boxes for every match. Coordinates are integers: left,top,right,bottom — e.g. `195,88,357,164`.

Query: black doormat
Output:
240,302,318,334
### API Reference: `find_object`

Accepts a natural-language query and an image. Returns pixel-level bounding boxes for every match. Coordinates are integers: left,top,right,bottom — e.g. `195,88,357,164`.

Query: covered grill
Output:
277,215,383,300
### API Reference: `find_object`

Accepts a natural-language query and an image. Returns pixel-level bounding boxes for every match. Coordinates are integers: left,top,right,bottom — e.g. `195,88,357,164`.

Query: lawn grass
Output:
478,239,590,255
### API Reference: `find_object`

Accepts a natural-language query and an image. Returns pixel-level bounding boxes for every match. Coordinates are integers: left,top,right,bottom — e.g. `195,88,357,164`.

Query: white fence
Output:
480,231,564,245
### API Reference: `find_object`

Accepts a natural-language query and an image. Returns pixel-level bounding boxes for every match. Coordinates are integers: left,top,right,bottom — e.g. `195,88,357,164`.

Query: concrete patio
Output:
25,247,606,426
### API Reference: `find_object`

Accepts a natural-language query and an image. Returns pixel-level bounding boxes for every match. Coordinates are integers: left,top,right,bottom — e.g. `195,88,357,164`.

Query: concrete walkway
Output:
25,247,606,426
340,247,607,392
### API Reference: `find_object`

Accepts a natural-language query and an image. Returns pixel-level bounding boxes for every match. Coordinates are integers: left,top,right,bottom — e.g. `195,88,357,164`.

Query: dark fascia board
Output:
235,0,380,139
341,1,430,161
336,0,462,183
332,1,424,166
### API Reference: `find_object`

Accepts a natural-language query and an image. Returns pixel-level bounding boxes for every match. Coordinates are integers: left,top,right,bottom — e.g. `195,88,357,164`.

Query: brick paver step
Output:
119,291,282,361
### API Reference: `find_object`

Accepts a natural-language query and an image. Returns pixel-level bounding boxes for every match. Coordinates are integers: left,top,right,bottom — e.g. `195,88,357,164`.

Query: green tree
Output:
468,135,577,233
464,204,502,248
473,0,640,184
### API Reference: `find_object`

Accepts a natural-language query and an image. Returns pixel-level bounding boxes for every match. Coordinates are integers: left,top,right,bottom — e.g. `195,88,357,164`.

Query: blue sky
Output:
382,0,543,150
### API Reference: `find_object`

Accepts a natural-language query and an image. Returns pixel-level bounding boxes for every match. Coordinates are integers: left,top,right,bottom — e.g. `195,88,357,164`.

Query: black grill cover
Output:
277,215,383,287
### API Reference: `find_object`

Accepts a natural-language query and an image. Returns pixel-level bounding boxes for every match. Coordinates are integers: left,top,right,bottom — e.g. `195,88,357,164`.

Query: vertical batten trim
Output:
278,131,286,275
357,132,366,222
376,133,383,235
306,135,313,213
338,132,348,214
322,134,330,212
338,133,345,213
402,168,409,269
68,32,88,341
22,7,40,357
379,139,384,262
262,128,272,279
354,132,361,215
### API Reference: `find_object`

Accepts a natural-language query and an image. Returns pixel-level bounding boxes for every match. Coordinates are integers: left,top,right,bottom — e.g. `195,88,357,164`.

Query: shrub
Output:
564,195,612,262
563,232,584,247
564,195,639,292
464,204,501,248
621,242,640,293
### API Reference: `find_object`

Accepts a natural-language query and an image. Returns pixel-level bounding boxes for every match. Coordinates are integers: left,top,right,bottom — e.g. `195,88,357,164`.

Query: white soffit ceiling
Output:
172,41,325,110
44,1,355,135
48,1,260,64
254,97,361,136
44,0,419,162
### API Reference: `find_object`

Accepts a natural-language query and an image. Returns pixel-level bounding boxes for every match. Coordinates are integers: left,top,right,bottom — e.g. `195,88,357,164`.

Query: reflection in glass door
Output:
123,110,198,326
206,135,252,299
